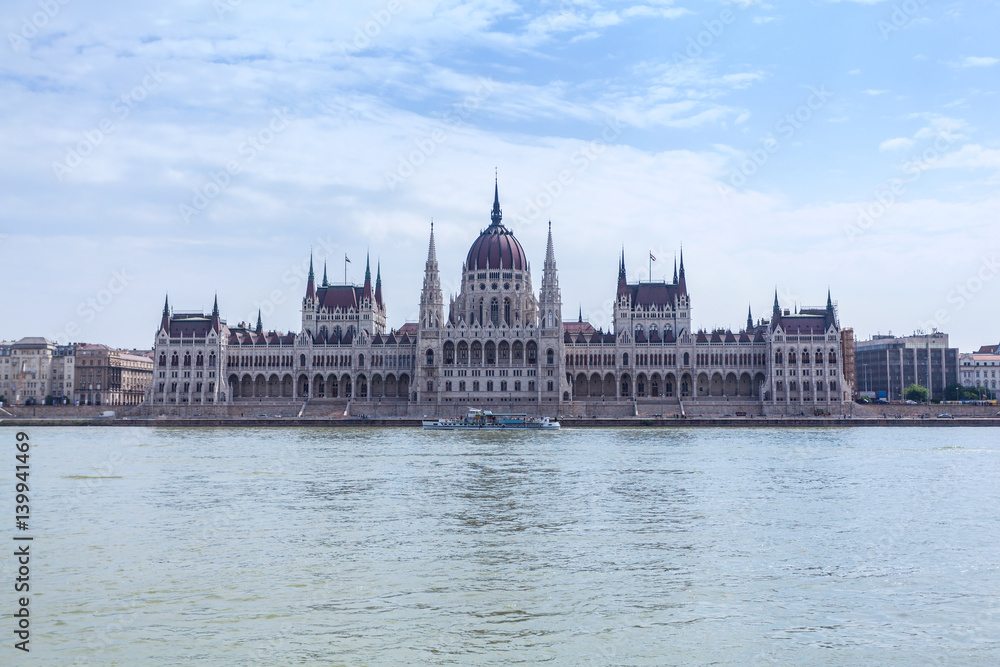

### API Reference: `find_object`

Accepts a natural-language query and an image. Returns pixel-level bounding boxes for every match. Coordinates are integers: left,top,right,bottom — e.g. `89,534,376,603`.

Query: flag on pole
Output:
345,254,351,263
650,253,656,261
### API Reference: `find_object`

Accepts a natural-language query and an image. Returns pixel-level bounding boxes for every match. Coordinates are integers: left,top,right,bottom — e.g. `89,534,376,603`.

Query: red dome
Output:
465,180,527,271
466,225,527,271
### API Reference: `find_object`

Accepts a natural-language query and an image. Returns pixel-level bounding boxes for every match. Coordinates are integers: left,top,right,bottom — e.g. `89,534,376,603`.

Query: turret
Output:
539,220,562,331
419,222,444,329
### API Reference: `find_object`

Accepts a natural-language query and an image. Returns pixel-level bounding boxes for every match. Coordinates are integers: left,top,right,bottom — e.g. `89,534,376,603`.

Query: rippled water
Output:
4,426,1000,665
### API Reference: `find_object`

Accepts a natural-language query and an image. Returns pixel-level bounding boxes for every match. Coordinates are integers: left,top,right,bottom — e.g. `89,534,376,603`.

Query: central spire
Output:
490,176,502,227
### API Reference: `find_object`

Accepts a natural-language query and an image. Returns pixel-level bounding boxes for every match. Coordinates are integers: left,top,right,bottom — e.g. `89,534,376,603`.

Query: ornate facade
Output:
149,182,851,415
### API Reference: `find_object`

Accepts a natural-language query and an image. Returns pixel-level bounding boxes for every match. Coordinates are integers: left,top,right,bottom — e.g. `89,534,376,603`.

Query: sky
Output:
1,0,998,352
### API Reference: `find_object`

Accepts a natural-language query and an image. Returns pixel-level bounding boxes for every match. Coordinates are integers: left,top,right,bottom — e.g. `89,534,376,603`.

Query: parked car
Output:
904,400,918,405
936,413,954,419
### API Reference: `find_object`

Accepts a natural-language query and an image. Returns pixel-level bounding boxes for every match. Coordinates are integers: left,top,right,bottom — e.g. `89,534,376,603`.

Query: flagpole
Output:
649,253,652,283
344,256,347,285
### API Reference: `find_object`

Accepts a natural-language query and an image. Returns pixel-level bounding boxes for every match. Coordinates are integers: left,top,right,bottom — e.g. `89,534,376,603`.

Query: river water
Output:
3,426,1000,665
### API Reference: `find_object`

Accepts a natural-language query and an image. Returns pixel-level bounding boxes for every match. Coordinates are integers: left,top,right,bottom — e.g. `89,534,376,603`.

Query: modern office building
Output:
854,332,959,401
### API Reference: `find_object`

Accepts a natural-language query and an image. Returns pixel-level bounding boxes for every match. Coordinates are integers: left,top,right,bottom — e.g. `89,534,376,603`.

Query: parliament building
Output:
149,182,852,416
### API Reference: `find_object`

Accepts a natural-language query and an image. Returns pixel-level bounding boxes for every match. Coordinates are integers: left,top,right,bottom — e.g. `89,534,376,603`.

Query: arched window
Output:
546,348,554,365
504,298,511,327
183,352,191,367
458,341,469,363
634,324,643,335
196,352,204,367
526,341,538,364
623,352,630,366
683,352,689,366
444,342,455,364
491,298,499,327
829,349,837,364
300,354,306,367
478,299,483,326
159,353,166,367
546,311,553,328
426,349,434,365
208,353,216,367
171,352,179,367
775,351,783,365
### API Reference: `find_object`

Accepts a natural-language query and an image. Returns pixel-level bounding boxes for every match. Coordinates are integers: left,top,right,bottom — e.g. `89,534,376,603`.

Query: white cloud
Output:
927,144,1000,170
879,137,914,152
959,56,999,68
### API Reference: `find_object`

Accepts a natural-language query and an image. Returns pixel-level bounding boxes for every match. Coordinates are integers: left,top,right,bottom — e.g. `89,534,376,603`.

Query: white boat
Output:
423,408,560,430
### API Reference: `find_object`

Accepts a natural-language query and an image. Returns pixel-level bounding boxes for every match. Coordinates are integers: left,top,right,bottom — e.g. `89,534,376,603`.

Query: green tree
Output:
903,384,928,402
944,382,996,401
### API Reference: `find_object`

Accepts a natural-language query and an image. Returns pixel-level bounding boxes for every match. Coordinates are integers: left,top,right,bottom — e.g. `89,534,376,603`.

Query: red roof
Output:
466,224,527,271
629,282,683,308
317,285,362,312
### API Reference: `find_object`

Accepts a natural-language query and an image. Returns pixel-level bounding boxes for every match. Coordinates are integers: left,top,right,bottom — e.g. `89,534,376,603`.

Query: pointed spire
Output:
617,248,628,298
673,255,678,284
375,260,383,307
160,294,170,332
255,309,263,334
322,259,329,287
677,245,687,294
427,220,438,266
773,288,780,314
827,288,833,310
490,176,502,227
747,304,753,331
544,220,556,268
362,252,373,301
306,252,316,300
578,305,583,323
210,293,221,333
